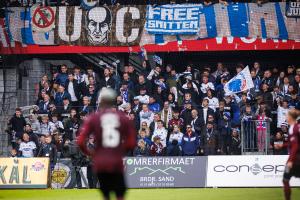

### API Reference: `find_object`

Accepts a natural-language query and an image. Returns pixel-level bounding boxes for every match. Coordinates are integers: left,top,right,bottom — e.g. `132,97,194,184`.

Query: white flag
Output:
224,66,254,94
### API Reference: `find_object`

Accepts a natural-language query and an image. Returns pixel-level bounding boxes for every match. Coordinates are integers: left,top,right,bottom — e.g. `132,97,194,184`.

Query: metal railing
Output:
241,119,271,155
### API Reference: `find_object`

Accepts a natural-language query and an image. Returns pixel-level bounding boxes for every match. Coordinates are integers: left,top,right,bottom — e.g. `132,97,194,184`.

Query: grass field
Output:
1,188,300,200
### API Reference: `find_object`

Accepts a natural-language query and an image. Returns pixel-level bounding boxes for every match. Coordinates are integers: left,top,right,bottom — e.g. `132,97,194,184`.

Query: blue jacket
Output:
137,136,152,147
55,73,68,86
78,105,94,114
181,132,199,156
148,103,161,113
38,101,51,114
54,92,71,106
231,102,240,127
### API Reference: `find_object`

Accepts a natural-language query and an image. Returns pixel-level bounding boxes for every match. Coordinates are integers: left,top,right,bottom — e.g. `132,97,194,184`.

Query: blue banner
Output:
146,4,202,35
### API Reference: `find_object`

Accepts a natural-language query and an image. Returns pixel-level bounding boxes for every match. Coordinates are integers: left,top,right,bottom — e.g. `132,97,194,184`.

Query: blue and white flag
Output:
146,4,201,35
224,66,254,94
153,55,162,65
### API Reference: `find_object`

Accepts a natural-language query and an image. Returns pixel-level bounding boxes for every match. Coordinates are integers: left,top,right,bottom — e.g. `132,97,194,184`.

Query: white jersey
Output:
169,132,184,144
204,97,219,112
136,95,150,104
200,82,215,93
139,110,154,127
19,141,36,158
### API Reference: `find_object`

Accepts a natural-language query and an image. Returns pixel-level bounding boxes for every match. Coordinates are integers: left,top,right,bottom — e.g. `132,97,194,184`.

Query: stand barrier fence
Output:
241,119,271,155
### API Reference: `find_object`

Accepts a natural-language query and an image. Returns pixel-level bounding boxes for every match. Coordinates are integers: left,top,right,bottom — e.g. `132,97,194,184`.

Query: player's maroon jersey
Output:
77,109,136,173
287,123,300,164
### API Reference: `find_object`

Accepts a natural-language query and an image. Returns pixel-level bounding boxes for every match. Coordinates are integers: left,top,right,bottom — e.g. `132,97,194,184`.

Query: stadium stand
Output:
4,55,300,159
0,0,300,191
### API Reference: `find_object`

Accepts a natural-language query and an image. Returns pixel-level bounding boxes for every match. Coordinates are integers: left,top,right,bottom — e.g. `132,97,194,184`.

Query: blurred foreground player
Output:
77,88,136,200
283,109,300,200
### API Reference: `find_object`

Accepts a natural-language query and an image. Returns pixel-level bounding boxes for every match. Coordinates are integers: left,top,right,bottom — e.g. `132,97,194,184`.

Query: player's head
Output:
287,109,300,125
98,87,117,108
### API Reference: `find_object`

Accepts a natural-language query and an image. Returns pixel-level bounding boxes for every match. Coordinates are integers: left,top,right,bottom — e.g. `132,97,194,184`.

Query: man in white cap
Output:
77,88,136,200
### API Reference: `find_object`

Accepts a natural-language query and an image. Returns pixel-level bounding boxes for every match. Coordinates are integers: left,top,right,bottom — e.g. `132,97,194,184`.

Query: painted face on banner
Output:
86,7,112,45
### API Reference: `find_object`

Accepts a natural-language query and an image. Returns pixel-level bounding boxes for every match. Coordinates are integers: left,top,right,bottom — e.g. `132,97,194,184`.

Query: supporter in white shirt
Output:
277,100,289,128
204,89,219,112
18,133,36,158
152,120,168,147
136,88,150,104
200,75,215,94
139,104,154,128
39,116,55,136
67,74,78,102
51,114,64,132
169,125,184,145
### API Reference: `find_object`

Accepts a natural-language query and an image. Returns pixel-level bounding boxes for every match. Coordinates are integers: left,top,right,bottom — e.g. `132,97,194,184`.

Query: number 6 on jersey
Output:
101,113,121,148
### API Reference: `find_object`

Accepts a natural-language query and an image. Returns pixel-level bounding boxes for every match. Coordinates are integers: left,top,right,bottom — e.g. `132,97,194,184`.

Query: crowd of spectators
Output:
6,49,300,164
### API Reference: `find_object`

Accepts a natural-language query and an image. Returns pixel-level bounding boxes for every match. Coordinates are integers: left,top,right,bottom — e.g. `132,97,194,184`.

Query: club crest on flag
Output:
224,66,254,94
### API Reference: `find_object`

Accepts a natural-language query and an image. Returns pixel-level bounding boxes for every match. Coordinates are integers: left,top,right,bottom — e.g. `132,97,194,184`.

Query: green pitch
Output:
1,188,300,200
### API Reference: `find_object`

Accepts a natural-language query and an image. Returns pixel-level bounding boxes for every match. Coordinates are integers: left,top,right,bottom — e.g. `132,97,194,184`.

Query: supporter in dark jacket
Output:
24,124,39,147
198,99,215,126
38,94,52,114
216,103,232,155
272,131,288,155
54,85,71,107
64,109,79,140
181,125,199,156
261,70,275,89
8,108,27,139
55,65,69,86
78,96,94,114
167,139,182,156
38,81,52,100
57,98,73,115
135,75,153,96
200,122,219,155
37,135,57,170
133,140,150,157
122,72,135,92
99,68,115,90
180,102,193,129
128,65,139,85
260,83,273,106
86,134,98,188
153,86,168,107
228,128,241,155
85,85,98,109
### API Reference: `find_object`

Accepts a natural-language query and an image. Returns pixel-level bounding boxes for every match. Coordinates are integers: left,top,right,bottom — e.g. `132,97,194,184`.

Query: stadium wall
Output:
1,156,300,188
49,155,300,189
